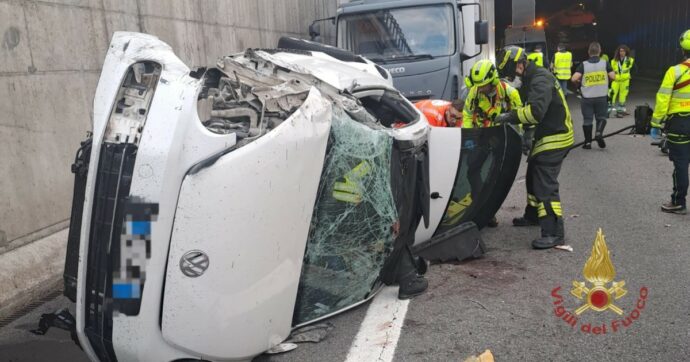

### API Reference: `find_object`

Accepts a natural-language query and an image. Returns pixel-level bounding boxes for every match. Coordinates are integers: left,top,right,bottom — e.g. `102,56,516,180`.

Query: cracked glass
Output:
293,108,398,326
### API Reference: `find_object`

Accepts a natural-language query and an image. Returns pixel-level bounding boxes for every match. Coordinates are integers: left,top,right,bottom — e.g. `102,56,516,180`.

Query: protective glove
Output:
521,127,535,156
521,141,531,156
494,111,517,125
463,139,475,150
650,127,661,140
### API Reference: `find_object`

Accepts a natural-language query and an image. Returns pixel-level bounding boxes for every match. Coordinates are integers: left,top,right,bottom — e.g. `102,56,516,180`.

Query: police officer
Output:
494,46,574,249
571,42,616,149
552,43,573,96
610,44,635,116
650,30,690,215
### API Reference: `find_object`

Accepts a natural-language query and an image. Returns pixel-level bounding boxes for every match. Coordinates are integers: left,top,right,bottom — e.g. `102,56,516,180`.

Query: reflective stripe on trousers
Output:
524,148,568,236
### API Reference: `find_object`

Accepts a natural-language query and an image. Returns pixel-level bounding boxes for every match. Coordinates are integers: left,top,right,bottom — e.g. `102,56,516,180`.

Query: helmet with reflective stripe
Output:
680,30,690,51
467,59,499,87
496,45,527,80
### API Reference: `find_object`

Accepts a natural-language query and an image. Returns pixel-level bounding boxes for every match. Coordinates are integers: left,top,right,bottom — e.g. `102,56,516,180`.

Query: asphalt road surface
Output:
1,79,689,361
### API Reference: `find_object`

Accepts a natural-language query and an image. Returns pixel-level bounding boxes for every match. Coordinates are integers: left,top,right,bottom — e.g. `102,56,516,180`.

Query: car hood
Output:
252,50,394,91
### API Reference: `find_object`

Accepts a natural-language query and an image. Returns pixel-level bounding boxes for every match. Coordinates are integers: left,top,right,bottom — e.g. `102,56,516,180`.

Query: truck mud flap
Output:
63,136,92,302
412,221,485,262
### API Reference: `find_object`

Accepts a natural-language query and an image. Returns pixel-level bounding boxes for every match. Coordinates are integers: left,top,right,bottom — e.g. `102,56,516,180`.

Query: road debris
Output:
463,349,495,362
265,343,298,355
555,245,574,252
286,323,334,344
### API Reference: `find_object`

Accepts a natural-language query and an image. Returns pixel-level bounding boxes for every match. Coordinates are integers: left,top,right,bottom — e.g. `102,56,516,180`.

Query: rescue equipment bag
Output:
634,104,653,135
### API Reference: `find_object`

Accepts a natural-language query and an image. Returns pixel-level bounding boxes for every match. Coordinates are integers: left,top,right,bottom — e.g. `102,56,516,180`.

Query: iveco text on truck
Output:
310,0,495,101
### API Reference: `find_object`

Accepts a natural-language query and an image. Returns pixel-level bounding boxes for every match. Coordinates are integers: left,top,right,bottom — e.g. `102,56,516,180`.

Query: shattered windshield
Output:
294,108,397,325
337,5,455,62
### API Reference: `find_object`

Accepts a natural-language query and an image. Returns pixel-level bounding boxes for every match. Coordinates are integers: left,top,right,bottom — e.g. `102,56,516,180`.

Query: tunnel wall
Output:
0,0,339,253
598,0,690,77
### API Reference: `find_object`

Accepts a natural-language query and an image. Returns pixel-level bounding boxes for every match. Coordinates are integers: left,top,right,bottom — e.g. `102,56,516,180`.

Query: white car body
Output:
75,32,470,362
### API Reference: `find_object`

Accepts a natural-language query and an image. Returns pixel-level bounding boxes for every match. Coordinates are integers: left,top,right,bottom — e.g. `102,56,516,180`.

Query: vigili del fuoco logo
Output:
551,229,648,334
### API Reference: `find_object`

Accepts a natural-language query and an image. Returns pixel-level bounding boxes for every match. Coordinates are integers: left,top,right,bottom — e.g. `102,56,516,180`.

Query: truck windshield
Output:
337,5,455,62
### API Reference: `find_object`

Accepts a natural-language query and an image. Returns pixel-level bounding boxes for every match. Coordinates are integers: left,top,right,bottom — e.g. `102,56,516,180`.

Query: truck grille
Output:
84,142,137,362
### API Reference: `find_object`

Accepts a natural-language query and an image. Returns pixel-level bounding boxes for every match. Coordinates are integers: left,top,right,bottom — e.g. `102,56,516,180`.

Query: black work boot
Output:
398,274,429,300
661,202,687,215
396,248,428,299
514,205,539,226
487,216,499,228
595,120,607,148
532,236,564,249
532,217,564,249
582,125,593,149
513,216,539,226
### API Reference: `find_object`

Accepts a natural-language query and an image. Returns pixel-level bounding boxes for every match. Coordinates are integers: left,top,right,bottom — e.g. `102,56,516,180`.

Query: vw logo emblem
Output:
179,250,209,278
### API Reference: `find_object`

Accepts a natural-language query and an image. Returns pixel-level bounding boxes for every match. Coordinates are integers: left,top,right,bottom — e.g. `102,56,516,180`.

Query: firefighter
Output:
462,59,523,227
527,44,546,68
610,44,635,116
552,43,573,96
462,59,523,128
571,42,616,149
650,30,690,215
494,46,574,249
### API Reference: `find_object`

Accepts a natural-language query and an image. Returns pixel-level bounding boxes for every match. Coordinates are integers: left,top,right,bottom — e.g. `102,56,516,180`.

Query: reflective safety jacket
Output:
528,52,544,67
652,60,690,143
462,81,522,128
611,57,634,82
514,63,574,156
553,51,573,80
414,99,460,127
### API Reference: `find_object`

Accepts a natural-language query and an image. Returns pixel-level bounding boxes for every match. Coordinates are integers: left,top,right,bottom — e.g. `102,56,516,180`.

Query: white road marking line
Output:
345,286,409,362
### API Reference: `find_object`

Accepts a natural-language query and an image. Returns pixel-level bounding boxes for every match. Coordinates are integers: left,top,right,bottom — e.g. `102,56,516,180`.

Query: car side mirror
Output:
475,20,489,45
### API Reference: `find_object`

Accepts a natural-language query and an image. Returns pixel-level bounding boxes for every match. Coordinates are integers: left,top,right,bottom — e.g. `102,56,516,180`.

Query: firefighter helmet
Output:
467,59,499,87
680,30,690,51
496,46,527,80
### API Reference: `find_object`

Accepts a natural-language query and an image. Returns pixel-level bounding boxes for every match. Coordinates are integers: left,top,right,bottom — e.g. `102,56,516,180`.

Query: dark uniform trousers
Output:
581,96,608,141
667,115,690,207
524,148,568,236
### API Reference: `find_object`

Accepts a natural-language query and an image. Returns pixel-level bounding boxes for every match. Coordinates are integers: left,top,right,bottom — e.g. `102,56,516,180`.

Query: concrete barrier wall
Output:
0,0,339,252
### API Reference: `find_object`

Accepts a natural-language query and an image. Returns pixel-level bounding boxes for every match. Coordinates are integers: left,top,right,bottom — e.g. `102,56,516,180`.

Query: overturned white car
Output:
61,32,522,361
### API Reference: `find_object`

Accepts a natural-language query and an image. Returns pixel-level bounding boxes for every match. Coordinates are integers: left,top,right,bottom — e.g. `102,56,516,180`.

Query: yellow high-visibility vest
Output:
652,62,690,123
553,51,573,80
611,57,635,82
528,52,544,67
652,61,690,144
